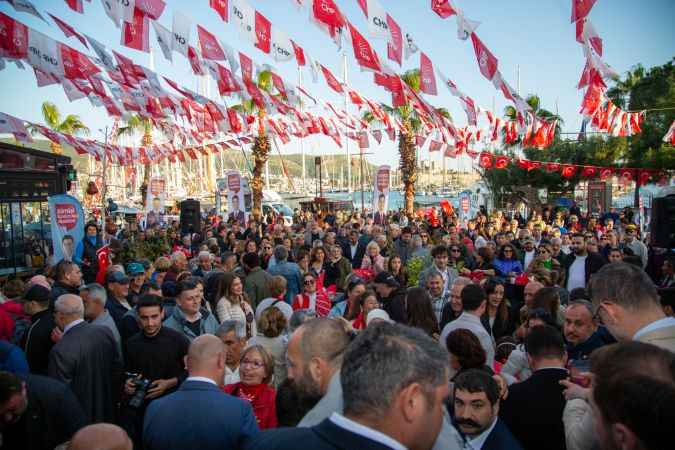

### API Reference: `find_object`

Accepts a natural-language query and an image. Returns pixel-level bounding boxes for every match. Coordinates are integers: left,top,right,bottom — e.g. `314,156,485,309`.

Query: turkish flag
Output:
291,40,306,66
122,8,150,52
386,14,402,65
420,52,437,95
432,0,457,18
0,13,29,59
470,33,498,81
479,152,493,168
321,64,344,93
581,166,597,178
571,0,597,23
599,168,613,180
348,22,381,72
210,0,229,22
495,155,510,169
255,11,272,54
561,165,577,178
187,46,205,75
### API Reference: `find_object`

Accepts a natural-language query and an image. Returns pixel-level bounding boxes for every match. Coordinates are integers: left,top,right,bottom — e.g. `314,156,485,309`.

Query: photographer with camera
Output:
121,295,190,448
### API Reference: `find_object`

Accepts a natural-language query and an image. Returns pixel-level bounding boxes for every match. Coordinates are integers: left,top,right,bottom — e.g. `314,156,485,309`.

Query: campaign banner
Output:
225,170,247,226
48,194,85,263
372,165,390,223
145,177,166,227
459,192,471,220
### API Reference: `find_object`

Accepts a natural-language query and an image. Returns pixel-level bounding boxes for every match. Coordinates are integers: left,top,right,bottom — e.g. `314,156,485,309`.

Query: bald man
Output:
48,294,122,423
143,335,259,450
69,424,132,450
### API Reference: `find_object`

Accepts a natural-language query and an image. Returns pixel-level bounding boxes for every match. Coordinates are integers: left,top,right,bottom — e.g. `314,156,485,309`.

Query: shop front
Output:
0,142,73,277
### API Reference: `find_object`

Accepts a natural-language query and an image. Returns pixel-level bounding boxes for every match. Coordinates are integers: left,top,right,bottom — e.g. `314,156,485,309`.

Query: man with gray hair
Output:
247,322,454,450
590,262,675,351
49,294,122,423
563,300,608,361
81,283,121,350
192,251,213,278
267,245,302,304
215,320,248,385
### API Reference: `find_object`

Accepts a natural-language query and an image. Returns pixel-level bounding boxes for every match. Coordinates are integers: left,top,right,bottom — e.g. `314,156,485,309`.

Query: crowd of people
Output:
0,202,674,450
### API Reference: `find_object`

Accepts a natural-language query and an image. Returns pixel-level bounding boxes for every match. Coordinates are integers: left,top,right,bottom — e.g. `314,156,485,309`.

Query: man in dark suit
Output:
245,322,451,450
452,369,523,450
0,371,88,450
499,325,568,450
143,334,259,450
342,230,365,269
228,194,246,226
373,194,387,225
19,285,55,375
48,294,122,424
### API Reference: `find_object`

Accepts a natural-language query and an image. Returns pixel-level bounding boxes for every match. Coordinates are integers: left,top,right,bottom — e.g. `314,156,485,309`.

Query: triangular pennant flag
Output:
386,14,402,66
347,22,381,72
371,129,382,144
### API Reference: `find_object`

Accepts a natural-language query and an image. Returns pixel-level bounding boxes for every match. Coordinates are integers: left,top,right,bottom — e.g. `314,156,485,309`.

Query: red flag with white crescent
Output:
495,155,510,169
619,168,634,182
599,168,613,181
581,166,597,178
420,52,437,95
561,165,577,178
479,152,493,168
638,170,652,187
470,33,498,81
663,120,675,145
546,162,561,173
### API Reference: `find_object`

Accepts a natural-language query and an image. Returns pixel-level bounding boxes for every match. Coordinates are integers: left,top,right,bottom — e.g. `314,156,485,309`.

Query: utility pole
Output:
342,53,352,192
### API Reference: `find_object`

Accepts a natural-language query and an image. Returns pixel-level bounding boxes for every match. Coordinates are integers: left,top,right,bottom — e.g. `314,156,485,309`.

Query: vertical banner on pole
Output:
225,170,247,226
145,177,166,227
460,191,471,222
372,165,390,225
48,194,85,263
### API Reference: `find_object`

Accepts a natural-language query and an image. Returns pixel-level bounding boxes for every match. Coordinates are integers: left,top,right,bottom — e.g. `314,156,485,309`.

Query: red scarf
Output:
292,292,331,317
223,382,277,429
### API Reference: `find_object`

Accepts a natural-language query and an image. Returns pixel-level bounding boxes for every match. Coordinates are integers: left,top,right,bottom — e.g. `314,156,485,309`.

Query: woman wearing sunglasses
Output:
292,272,331,317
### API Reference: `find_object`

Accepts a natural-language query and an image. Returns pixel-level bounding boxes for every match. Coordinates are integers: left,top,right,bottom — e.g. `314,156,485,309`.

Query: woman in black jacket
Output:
480,278,515,341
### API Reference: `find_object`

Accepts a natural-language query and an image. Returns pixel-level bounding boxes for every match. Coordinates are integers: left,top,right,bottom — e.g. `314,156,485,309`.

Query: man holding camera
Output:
122,295,190,447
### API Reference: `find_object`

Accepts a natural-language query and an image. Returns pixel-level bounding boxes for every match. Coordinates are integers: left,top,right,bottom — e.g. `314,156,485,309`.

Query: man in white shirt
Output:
441,284,495,366
215,320,247,385
521,238,536,271
590,262,675,351
566,234,590,292
246,322,455,450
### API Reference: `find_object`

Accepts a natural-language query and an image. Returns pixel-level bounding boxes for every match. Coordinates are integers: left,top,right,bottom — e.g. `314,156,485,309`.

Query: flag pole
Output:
342,52,352,193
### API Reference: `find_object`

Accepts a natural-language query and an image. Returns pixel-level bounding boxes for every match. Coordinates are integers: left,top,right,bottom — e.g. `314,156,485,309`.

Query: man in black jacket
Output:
373,272,407,323
342,230,366,269
48,260,82,307
500,325,568,450
18,285,55,375
0,371,87,450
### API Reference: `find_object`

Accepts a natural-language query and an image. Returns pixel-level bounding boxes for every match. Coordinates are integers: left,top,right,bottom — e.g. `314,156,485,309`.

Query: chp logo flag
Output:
419,52,437,95
386,14,402,65
431,0,457,18
372,165,391,217
254,11,271,54
152,20,173,61
271,28,294,62
470,33,498,81
197,25,225,60
172,10,191,57
48,194,85,263
348,22,381,72
357,0,390,39
230,0,257,45
210,0,229,22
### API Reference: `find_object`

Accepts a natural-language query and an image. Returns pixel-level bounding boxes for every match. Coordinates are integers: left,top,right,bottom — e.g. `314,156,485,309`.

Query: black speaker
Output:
650,195,675,249
180,199,201,235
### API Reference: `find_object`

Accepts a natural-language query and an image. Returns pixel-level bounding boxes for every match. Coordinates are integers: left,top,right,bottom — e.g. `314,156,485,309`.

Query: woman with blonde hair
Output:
360,241,385,275
215,272,256,338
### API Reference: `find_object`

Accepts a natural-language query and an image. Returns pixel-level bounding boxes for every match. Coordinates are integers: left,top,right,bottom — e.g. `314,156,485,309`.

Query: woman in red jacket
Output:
223,345,277,429
292,272,331,317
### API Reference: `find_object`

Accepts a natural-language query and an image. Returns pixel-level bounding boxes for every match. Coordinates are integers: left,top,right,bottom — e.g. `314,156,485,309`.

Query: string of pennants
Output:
470,149,672,187
570,0,648,137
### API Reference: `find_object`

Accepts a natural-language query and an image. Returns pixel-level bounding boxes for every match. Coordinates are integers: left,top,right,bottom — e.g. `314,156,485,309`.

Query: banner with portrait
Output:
225,170,247,226
145,177,166,227
372,165,391,224
48,194,85,263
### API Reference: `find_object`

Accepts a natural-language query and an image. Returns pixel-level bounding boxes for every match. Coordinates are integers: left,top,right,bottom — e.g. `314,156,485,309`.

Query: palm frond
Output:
41,102,61,129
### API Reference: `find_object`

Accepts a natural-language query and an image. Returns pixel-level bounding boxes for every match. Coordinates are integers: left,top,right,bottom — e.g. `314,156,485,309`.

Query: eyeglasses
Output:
503,249,513,253
240,359,265,369
304,279,315,285
450,249,460,253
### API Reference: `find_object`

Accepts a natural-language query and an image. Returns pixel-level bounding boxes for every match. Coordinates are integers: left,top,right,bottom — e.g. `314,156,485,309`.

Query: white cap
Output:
474,235,487,249
366,308,392,326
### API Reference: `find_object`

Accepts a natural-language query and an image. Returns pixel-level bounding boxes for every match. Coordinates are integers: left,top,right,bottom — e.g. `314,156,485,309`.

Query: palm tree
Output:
607,64,645,108
232,70,274,220
38,101,90,154
116,115,156,206
362,69,450,215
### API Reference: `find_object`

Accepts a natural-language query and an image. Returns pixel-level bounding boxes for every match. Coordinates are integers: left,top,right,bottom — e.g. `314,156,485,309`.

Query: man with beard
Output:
453,369,523,450
0,371,87,450
564,233,606,292
285,318,350,427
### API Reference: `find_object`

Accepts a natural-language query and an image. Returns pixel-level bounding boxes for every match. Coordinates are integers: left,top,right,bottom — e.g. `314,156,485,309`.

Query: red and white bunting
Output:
386,15,402,66
320,64,343,93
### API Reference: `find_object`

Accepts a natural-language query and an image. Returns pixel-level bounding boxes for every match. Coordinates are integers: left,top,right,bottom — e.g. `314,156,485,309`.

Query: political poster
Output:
225,170,246,226
48,194,85,263
372,165,390,225
145,177,166,227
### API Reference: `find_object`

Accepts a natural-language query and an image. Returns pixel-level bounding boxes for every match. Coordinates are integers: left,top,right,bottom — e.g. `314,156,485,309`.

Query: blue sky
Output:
0,0,673,168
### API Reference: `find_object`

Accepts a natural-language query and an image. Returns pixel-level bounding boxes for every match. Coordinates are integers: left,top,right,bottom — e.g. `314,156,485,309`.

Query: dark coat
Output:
0,375,87,450
380,287,408,324
244,417,394,450
48,321,123,423
499,368,568,450
562,251,607,288
566,330,609,361
480,311,516,342
244,267,273,308
342,241,366,269
105,293,132,330
143,379,259,450
482,418,524,450
48,282,79,308
20,309,56,375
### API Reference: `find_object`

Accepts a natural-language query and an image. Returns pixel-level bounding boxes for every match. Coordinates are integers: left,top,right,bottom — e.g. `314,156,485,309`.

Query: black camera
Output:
126,372,152,409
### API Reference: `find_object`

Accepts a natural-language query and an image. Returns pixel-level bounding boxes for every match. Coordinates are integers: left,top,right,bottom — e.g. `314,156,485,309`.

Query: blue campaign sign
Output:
48,194,85,263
